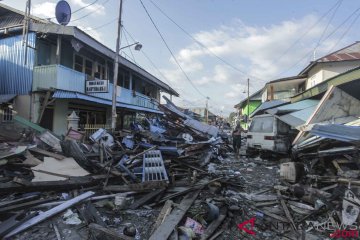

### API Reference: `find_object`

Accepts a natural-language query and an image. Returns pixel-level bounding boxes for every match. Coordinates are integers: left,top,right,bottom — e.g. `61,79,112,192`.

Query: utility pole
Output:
247,78,250,129
205,96,209,124
111,0,123,132
23,0,31,65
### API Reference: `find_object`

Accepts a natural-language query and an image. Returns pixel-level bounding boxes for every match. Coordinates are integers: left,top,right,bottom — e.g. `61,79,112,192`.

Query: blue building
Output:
0,4,179,135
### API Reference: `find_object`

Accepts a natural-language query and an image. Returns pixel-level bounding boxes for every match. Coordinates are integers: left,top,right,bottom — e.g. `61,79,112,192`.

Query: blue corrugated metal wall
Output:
0,33,35,94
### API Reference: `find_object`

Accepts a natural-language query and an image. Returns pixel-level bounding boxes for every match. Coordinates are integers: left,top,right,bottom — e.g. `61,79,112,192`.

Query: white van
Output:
246,114,294,156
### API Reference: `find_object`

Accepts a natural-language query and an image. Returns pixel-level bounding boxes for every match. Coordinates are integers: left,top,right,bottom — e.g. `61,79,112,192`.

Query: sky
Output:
3,0,360,116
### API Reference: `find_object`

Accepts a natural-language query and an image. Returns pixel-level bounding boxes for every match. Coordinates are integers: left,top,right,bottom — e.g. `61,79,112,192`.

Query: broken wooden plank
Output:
29,147,65,160
23,151,42,167
208,229,224,240
0,175,112,193
151,200,173,235
5,191,95,238
0,197,57,214
0,195,39,208
129,188,165,210
89,223,133,240
254,201,279,207
277,190,298,234
200,213,226,240
149,190,201,240
104,181,168,192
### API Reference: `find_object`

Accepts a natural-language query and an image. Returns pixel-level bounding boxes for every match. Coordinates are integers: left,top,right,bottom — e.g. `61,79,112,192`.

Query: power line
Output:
84,17,118,31
138,0,207,98
72,0,99,15
70,0,111,23
270,0,343,68
147,0,262,83
326,10,360,54
313,0,343,56
274,5,360,78
122,26,172,86
122,27,137,64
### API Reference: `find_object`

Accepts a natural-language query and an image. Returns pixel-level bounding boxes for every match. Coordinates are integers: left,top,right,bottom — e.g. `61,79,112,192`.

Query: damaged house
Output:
0,4,179,136
235,41,360,155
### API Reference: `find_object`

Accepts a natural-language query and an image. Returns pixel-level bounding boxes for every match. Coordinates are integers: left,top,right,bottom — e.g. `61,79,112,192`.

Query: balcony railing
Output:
33,65,85,93
33,64,158,110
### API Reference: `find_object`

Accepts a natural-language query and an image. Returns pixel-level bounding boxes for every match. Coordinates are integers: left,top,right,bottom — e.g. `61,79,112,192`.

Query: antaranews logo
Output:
306,219,360,238
237,217,256,235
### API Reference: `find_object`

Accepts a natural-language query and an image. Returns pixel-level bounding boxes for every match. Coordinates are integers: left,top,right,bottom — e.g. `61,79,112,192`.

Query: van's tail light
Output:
264,136,274,140
247,135,252,139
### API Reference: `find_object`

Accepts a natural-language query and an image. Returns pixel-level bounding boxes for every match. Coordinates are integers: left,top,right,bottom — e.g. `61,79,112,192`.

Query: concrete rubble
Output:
0,97,359,240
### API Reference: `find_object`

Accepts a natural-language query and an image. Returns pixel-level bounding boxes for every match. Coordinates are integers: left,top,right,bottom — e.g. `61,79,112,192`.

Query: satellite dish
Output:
55,0,71,26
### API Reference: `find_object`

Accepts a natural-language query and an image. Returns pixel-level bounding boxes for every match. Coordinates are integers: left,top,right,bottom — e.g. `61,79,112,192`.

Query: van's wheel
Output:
259,151,271,159
246,148,259,158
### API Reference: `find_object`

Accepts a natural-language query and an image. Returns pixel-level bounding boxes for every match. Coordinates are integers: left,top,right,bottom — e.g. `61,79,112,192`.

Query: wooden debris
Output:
29,147,65,160
277,190,298,235
149,190,201,240
89,223,133,240
200,213,226,240
151,200,173,235
5,191,95,238
129,188,165,209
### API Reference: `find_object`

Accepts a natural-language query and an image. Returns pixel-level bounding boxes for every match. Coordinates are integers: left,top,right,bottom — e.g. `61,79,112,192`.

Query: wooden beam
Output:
0,175,113,193
89,223,133,240
129,188,165,210
29,147,65,160
151,200,173,235
5,191,95,238
200,214,226,240
277,190,298,234
149,190,201,240
37,91,51,124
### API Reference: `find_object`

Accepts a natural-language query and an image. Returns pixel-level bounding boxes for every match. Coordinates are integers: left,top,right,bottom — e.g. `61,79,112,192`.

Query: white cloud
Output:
77,26,102,42
158,14,344,116
32,2,56,19
69,0,105,15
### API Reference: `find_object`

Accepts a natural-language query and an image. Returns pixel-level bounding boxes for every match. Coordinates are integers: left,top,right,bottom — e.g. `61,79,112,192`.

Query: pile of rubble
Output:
0,97,244,240
2,94,360,240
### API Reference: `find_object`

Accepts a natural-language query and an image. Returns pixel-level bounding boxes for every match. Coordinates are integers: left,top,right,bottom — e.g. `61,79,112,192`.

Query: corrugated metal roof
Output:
250,99,288,117
0,13,23,29
0,94,16,103
266,99,319,115
53,90,163,114
0,3,49,29
310,124,360,142
0,33,35,94
300,42,360,75
319,42,360,62
278,105,317,127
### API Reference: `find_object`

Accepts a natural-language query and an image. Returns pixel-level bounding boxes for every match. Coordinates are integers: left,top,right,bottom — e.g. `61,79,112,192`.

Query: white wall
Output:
53,99,69,135
306,61,360,89
13,95,32,120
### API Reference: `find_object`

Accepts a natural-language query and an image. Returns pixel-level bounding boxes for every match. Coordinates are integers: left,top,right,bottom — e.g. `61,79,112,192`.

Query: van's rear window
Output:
249,116,274,133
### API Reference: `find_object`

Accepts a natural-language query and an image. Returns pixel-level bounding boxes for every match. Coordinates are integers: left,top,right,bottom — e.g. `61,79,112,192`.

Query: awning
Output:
0,94,16,103
266,99,319,115
53,90,163,114
250,99,288,117
278,105,318,128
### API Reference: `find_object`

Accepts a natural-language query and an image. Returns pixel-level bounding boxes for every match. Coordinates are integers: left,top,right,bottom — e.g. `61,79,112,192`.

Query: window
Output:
85,59,93,76
249,116,274,133
95,64,106,79
74,55,83,72
2,107,13,122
